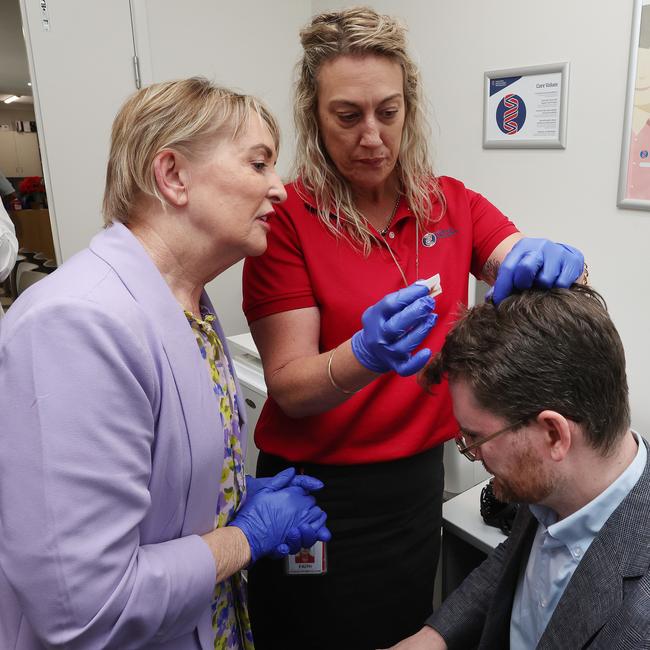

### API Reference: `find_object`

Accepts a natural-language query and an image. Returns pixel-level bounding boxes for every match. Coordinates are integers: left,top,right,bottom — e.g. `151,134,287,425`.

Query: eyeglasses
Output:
455,415,535,462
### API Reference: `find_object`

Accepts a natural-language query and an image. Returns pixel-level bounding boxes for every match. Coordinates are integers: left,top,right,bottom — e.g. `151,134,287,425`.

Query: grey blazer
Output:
428,439,650,649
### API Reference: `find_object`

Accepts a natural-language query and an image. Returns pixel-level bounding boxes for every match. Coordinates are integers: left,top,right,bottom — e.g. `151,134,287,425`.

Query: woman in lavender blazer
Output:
0,78,329,650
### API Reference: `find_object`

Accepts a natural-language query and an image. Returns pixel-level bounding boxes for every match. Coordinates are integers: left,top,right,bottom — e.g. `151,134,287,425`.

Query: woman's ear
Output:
536,410,572,462
152,149,190,208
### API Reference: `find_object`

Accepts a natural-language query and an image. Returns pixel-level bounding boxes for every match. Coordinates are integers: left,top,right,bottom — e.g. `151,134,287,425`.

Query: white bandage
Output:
417,273,442,297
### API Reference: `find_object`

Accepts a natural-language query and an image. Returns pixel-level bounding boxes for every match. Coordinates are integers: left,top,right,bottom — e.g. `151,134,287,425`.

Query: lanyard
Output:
380,219,420,287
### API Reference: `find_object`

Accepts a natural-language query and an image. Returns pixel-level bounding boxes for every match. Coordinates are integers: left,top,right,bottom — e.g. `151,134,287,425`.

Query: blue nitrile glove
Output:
351,282,437,376
276,506,332,557
231,468,321,563
245,471,331,557
490,238,584,305
246,471,324,498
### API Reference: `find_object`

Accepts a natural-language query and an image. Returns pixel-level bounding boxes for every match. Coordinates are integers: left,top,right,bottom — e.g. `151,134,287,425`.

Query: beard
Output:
486,446,555,504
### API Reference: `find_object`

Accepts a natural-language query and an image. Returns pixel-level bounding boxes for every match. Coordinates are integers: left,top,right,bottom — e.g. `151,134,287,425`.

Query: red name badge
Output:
284,541,327,575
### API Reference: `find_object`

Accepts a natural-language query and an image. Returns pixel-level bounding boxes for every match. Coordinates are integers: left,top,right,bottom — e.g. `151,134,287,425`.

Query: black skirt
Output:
248,444,444,650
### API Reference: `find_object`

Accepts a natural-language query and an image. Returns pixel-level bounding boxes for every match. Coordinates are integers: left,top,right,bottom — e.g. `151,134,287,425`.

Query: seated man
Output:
391,285,650,650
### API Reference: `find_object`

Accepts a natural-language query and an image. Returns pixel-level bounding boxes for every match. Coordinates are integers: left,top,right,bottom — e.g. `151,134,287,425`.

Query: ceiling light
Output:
3,96,19,104
27,82,31,87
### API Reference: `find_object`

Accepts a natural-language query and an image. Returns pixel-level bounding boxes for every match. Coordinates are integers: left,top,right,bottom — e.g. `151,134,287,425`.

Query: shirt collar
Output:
529,431,647,552
296,180,415,228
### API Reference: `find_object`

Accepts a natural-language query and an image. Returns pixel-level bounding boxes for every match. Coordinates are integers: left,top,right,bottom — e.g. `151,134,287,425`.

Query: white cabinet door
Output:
0,131,18,177
0,132,42,177
14,132,42,176
21,0,137,261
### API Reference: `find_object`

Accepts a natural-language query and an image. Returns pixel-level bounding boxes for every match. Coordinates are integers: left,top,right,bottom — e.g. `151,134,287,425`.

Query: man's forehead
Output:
449,378,509,431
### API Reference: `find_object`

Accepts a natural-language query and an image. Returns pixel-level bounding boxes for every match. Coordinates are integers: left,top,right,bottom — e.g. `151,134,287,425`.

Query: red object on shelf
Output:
18,177,45,195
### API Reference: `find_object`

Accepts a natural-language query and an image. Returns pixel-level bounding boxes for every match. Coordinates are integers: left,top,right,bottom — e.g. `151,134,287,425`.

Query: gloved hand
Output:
276,506,332,557
231,468,327,562
246,470,324,498
245,470,331,557
490,238,584,305
351,282,437,376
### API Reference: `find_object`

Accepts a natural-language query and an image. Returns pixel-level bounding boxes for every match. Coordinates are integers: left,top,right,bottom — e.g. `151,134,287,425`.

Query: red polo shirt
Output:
243,176,518,464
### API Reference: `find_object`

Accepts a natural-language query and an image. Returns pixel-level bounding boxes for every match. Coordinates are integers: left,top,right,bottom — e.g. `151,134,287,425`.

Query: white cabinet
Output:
21,0,137,261
0,131,42,177
228,333,266,477
240,384,265,477
0,132,15,178
14,131,42,176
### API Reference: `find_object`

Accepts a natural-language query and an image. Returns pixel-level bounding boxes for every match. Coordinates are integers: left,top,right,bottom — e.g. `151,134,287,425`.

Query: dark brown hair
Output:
421,286,630,455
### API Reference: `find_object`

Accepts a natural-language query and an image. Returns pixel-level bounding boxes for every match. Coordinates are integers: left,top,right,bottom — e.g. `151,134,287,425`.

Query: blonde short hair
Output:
294,6,445,253
103,77,280,225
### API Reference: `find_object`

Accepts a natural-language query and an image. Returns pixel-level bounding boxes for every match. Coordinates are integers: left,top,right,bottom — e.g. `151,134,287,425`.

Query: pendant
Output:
422,232,437,247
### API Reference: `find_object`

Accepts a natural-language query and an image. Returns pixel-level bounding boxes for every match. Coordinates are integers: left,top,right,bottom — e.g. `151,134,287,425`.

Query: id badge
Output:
284,541,327,575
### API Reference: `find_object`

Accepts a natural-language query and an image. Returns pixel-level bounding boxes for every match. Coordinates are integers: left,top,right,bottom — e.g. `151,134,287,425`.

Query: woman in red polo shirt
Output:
242,8,585,650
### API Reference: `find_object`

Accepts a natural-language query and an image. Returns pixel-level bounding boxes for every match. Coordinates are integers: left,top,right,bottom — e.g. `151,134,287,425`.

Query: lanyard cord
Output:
380,220,419,288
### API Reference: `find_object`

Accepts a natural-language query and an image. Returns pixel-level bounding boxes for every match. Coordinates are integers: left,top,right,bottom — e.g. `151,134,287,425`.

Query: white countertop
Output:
442,480,507,554
227,332,259,358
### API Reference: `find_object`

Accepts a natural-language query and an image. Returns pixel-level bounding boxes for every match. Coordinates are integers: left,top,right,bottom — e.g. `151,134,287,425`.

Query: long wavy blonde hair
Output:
294,6,445,254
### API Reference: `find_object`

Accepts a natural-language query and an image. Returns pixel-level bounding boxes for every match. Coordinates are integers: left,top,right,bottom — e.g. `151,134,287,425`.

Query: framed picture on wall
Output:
483,63,569,149
618,0,650,210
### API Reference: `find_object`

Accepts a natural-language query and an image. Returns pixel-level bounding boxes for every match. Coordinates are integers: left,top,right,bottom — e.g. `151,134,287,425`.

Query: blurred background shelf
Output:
9,208,55,260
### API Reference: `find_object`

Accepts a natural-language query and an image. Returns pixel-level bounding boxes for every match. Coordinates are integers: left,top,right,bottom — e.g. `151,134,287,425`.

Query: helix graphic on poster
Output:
496,93,527,135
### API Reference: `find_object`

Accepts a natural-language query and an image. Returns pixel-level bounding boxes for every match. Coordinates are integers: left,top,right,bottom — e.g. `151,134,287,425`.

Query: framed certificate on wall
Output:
618,0,650,210
483,62,569,149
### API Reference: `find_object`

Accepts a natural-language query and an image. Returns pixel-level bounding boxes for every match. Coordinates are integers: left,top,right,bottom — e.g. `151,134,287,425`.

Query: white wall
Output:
313,0,650,436
133,0,306,179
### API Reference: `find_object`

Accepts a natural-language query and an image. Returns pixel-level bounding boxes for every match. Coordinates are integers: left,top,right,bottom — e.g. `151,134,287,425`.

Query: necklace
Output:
363,193,420,288
379,194,401,236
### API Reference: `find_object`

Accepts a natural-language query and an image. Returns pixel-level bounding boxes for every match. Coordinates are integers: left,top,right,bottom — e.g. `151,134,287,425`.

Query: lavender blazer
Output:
0,223,249,649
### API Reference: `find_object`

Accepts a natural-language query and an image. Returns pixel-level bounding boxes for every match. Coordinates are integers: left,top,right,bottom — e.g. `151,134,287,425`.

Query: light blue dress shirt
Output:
509,431,646,649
